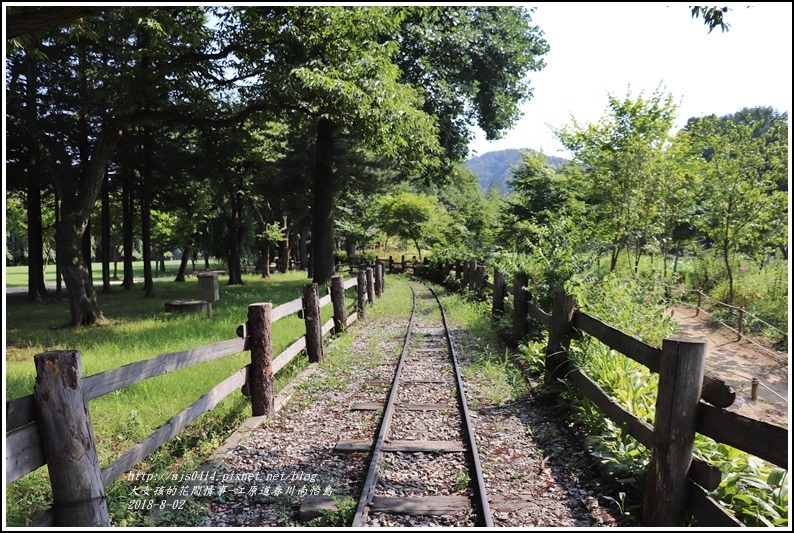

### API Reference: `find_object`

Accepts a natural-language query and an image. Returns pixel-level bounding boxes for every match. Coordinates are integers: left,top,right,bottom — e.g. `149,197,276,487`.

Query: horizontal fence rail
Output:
6,268,384,527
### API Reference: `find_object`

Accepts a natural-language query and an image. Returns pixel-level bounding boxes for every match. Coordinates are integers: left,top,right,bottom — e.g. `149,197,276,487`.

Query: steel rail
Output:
351,284,418,526
429,285,494,527
352,281,493,527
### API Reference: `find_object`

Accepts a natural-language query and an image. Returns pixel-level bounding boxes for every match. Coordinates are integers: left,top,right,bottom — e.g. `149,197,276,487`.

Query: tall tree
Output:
556,87,678,271
379,191,439,259
396,6,550,162
222,5,549,284
680,114,788,304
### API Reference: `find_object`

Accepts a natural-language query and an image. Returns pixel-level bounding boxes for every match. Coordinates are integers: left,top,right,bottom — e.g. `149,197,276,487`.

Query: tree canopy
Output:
6,5,549,324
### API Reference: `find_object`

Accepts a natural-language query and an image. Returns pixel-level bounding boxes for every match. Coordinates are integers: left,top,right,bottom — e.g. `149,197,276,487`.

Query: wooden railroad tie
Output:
299,495,470,520
335,439,467,453
350,402,451,410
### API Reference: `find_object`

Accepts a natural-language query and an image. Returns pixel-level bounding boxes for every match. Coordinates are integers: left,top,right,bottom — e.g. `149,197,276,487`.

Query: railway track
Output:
337,280,492,527
194,275,625,527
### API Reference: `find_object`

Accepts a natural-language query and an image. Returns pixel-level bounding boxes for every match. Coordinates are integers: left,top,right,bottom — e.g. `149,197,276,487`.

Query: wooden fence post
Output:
33,351,110,526
374,261,383,298
492,268,505,316
643,337,706,526
331,275,347,335
475,265,486,298
389,256,394,272
737,306,744,341
545,292,576,384
401,255,406,272
512,272,529,346
303,283,323,363
696,289,702,316
461,260,470,289
468,260,477,292
378,262,386,293
357,270,367,319
248,303,274,416
455,259,462,280
366,267,375,305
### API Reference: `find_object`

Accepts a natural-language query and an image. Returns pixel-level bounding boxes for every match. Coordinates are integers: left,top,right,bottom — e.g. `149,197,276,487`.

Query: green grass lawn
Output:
4,268,353,526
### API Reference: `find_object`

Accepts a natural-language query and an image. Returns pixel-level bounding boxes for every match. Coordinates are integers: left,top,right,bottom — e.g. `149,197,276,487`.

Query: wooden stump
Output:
164,300,207,313
34,351,110,526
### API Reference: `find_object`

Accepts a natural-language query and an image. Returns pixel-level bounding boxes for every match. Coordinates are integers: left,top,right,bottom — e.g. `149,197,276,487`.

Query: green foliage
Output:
695,440,788,527
378,190,439,259
691,6,731,33
334,191,382,254
505,149,570,226
677,251,788,347
562,275,676,496
490,201,594,309
463,346,528,405
307,496,357,527
396,7,549,161
261,221,286,244
679,113,788,305
556,86,679,273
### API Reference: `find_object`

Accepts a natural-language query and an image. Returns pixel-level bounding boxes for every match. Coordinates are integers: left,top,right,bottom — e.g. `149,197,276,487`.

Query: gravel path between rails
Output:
158,279,633,527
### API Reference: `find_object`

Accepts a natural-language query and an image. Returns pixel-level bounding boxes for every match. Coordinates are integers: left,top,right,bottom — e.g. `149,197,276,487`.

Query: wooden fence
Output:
415,259,788,527
5,268,385,527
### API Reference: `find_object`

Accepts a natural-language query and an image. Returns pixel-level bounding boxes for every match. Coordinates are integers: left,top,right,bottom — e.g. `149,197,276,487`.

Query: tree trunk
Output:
311,118,336,285
82,219,93,281
54,192,63,299
122,163,135,290
175,248,190,282
140,132,154,298
672,239,682,274
101,170,111,294
27,180,48,301
57,204,104,327
227,201,244,285
25,53,48,302
8,89,124,326
261,241,271,279
412,235,423,260
298,219,309,271
610,239,622,272
723,242,734,306
278,215,289,273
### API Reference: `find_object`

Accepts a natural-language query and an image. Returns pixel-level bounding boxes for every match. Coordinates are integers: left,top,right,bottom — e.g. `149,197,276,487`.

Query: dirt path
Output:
668,305,789,428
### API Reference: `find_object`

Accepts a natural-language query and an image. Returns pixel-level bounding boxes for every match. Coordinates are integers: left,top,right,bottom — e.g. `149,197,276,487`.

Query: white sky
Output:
468,2,793,158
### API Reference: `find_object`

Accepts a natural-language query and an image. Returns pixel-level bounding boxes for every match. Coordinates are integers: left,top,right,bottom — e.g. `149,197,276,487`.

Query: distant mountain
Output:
463,149,568,193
